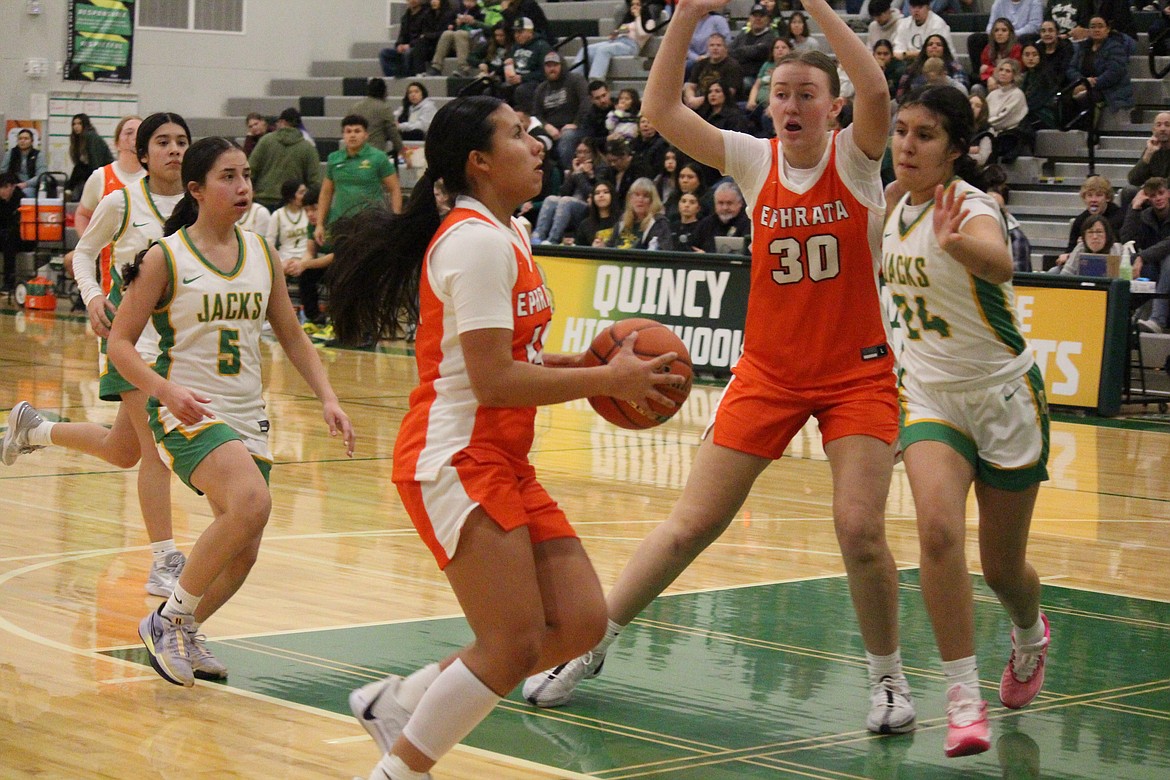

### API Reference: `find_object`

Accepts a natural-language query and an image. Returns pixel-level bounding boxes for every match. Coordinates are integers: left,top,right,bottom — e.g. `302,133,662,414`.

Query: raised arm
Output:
642,0,729,172
801,0,889,160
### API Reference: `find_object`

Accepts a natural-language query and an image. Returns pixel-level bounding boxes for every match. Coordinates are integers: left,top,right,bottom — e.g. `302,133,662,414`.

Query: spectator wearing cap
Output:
730,5,777,95
248,107,322,212
531,50,592,170
498,16,551,113
379,0,436,78
602,137,653,212
866,0,903,49
500,0,550,42
572,0,659,80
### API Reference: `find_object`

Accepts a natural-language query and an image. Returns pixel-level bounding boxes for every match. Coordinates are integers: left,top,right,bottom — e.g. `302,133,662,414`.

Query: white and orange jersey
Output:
722,126,893,388
82,162,147,295
392,197,554,483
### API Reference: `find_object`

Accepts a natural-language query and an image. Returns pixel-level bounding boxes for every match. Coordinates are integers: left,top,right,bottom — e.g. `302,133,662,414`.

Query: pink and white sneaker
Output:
944,684,991,758
999,613,1050,709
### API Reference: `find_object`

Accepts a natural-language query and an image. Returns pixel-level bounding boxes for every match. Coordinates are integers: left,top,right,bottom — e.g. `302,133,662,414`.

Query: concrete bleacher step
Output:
310,59,382,79
1012,219,1073,244
225,94,455,119
1053,161,1131,182
1139,333,1170,372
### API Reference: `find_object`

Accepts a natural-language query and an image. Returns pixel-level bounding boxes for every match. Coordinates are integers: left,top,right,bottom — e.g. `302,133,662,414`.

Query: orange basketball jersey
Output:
99,163,128,295
393,206,553,483
738,133,893,388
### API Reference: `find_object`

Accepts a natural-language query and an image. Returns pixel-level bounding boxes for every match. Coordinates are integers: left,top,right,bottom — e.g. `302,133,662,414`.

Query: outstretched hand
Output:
606,330,686,409
931,182,969,255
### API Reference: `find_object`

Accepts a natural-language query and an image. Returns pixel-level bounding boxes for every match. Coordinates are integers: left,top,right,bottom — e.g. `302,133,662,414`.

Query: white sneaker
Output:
2,401,46,466
349,676,413,756
145,550,187,597
866,674,917,734
522,650,606,708
183,625,228,680
138,607,193,687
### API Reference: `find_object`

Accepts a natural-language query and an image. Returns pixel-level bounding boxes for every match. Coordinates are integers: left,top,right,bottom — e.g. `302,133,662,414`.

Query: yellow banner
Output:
1014,286,1108,408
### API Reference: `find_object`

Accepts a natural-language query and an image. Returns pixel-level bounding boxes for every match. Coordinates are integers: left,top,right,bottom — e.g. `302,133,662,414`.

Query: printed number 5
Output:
769,236,840,285
218,328,241,375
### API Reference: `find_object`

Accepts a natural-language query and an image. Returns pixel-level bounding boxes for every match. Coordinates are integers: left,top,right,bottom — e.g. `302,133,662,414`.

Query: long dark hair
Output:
329,95,505,345
69,113,94,164
398,81,430,124
135,112,191,166
907,34,958,79
122,136,242,286
899,85,985,189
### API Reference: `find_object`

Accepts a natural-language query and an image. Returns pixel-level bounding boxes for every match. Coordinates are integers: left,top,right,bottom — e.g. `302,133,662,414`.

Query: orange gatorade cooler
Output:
19,198,65,242
23,276,57,311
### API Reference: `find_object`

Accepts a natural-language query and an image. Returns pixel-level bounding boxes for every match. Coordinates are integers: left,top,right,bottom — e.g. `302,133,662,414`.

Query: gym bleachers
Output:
181,3,1169,267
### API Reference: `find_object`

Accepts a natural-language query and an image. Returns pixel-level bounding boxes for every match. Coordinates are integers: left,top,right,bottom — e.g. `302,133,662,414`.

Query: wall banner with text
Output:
66,0,135,84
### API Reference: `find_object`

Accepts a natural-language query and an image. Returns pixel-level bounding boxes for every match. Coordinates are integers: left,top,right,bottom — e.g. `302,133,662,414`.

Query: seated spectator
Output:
663,160,708,219
980,18,1023,87
1152,0,1170,42
670,191,704,252
1052,214,1122,275
499,16,551,113
428,0,486,76
631,116,669,181
532,51,591,171
379,0,435,78
965,0,1043,83
699,82,748,134
968,93,994,167
531,141,599,245
1123,112,1170,212
893,0,955,62
895,34,968,101
603,137,651,210
237,199,272,236
266,179,312,264
867,0,903,50
686,9,731,66
500,0,550,43
249,107,322,212
986,178,1034,272
577,180,619,246
473,22,511,80
1064,16,1134,126
1,129,46,198
747,37,794,135
0,172,24,293
242,113,271,157
604,177,674,250
684,33,744,110
1068,0,1135,49
730,5,778,94
573,0,658,80
692,181,751,253
287,187,329,327
871,39,904,100
987,59,1030,162
655,147,679,207
397,82,439,140
417,0,452,73
578,80,616,150
351,78,404,158
920,56,967,94
1122,177,1170,288
606,88,642,142
1035,19,1073,83
785,11,824,54
1058,175,1124,264
1019,42,1059,130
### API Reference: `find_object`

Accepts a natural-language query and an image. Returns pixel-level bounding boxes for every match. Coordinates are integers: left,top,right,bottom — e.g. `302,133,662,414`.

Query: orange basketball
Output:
581,318,693,429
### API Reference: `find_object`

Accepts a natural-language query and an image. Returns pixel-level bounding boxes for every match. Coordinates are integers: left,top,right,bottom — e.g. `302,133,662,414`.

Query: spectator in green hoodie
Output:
248,108,322,211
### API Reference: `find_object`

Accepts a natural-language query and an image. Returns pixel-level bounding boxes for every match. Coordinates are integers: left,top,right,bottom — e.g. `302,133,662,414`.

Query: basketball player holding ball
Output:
524,0,917,737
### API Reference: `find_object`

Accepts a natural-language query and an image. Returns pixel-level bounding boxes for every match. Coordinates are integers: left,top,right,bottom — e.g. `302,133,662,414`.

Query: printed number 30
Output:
769,235,840,285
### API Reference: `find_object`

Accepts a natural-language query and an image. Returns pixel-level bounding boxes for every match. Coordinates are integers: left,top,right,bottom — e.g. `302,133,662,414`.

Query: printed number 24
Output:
891,294,951,339
769,235,840,284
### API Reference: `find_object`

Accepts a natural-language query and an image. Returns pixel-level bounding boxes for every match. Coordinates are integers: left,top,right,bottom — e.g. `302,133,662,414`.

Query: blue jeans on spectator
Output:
380,45,424,78
532,197,589,244
575,36,639,79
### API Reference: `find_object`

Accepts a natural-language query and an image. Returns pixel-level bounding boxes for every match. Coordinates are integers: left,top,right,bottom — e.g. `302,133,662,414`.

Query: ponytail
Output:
120,188,198,286
329,171,442,345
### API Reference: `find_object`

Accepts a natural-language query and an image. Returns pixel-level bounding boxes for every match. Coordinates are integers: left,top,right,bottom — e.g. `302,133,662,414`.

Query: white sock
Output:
370,753,428,780
150,539,178,565
401,658,500,761
27,420,55,447
161,583,200,623
395,662,441,712
1015,615,1046,646
596,618,623,653
941,655,980,699
866,649,903,684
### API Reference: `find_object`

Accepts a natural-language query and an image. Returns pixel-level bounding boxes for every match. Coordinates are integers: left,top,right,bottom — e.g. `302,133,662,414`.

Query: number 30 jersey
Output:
150,226,275,438
883,180,1032,390
723,127,893,389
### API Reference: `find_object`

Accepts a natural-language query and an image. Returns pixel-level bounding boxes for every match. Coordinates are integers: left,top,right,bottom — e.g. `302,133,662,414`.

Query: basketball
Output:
582,318,693,429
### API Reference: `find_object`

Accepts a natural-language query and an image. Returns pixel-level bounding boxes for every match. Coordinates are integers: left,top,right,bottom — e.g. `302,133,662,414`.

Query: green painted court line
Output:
105,573,1170,779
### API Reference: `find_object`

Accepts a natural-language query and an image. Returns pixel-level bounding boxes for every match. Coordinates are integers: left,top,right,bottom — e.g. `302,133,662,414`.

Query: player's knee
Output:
916,516,964,562
834,511,887,562
108,448,141,469
234,487,271,534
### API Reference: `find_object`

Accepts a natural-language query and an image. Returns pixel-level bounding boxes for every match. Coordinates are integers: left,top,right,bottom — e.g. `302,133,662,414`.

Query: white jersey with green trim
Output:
151,226,274,438
882,179,1033,390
